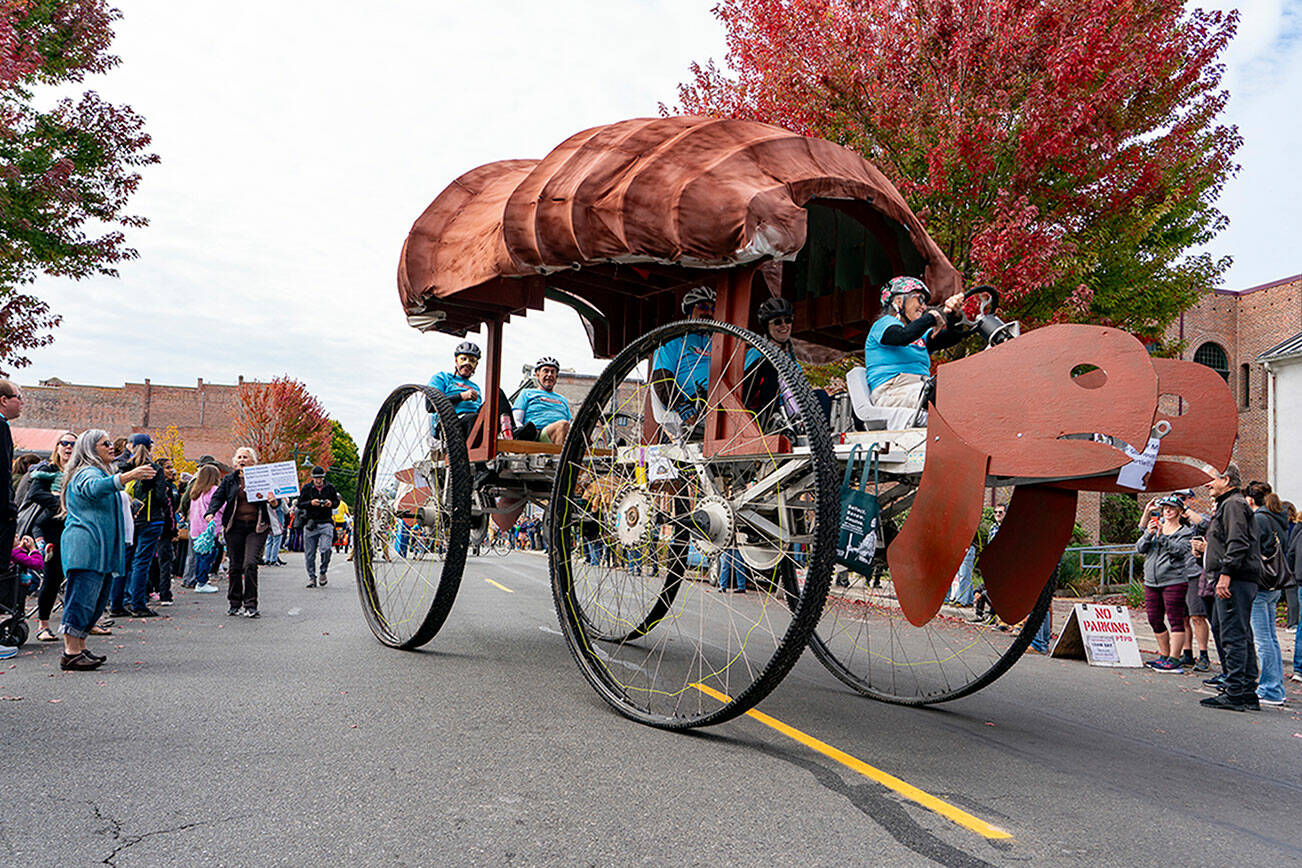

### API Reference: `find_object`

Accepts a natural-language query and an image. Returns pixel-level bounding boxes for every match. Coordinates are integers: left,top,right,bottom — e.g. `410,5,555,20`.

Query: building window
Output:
1193,342,1230,383
1241,363,1250,410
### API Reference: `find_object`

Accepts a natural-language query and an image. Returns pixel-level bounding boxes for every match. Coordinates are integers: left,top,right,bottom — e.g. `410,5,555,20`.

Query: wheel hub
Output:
613,489,654,546
687,494,733,557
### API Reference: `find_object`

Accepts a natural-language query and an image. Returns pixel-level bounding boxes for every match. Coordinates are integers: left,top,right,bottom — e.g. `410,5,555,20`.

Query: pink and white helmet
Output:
880,276,931,309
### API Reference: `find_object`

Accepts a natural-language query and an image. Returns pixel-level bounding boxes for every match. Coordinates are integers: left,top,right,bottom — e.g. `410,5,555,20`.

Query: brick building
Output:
16,377,246,462
1165,271,1302,487
1051,273,1302,542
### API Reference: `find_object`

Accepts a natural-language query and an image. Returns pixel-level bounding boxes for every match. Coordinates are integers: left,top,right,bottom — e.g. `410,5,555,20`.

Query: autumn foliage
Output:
0,1,157,373
672,0,1240,342
154,424,197,474
233,377,333,480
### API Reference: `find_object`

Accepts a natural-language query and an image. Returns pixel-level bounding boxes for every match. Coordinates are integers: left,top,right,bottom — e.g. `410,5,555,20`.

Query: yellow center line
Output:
692,683,1012,840
484,578,515,593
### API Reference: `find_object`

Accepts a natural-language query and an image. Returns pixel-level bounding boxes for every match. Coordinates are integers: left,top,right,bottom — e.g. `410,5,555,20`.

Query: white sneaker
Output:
194,583,219,594
0,644,17,659
1260,697,1287,707
1290,672,1302,684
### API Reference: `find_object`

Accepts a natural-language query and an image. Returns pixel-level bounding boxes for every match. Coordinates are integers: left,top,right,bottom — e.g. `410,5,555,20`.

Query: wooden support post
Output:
705,268,788,458
467,318,503,462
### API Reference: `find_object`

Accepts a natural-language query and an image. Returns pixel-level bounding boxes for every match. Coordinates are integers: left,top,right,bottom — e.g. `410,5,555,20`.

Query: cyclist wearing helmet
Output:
512,356,571,445
742,296,842,419
864,276,965,408
428,342,514,439
651,285,715,421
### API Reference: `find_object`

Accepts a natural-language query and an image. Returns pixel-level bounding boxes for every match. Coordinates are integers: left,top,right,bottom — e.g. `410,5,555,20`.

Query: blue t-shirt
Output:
652,333,712,412
429,371,481,417
513,388,571,428
864,314,930,391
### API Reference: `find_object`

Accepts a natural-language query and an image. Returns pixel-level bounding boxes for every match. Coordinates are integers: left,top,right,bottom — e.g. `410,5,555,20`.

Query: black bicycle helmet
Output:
454,341,481,359
535,355,559,371
757,296,794,326
681,285,717,314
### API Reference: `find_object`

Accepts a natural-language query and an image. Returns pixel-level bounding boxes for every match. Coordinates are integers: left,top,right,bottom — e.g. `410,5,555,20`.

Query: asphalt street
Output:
3,550,1300,867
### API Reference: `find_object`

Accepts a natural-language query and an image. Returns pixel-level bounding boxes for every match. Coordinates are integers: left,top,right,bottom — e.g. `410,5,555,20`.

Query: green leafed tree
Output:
1,1,158,373
326,419,359,508
671,0,1240,346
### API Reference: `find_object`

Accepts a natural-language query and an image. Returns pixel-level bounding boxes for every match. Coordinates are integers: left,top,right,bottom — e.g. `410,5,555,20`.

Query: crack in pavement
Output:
91,802,249,866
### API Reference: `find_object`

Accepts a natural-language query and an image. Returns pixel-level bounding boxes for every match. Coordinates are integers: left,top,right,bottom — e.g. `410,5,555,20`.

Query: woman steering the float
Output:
864,276,967,409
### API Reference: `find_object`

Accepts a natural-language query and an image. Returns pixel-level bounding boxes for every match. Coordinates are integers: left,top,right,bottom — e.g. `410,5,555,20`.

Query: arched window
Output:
1193,341,1230,383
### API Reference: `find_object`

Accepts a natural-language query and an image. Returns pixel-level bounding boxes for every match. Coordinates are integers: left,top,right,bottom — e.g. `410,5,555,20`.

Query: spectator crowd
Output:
0,379,351,670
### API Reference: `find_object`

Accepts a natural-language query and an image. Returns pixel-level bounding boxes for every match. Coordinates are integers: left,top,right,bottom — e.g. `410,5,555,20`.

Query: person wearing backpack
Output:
1245,481,1289,707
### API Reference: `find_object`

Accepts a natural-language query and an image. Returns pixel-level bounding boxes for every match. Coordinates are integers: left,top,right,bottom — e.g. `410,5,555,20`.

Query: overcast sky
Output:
17,0,1302,447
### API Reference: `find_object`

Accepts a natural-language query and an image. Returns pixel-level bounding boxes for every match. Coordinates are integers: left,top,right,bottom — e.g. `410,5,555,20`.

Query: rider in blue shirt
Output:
651,285,715,421
512,356,572,444
864,276,965,408
429,340,485,438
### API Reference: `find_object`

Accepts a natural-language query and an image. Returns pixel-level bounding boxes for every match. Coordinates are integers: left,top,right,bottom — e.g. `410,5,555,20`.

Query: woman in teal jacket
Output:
58,429,155,670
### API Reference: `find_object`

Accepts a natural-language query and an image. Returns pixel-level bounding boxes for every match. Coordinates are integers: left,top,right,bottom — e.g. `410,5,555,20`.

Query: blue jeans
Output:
192,546,219,586
718,549,748,591
1294,614,1302,676
947,545,976,605
1030,608,1053,653
61,568,113,638
117,521,164,611
1251,588,1286,702
264,532,283,563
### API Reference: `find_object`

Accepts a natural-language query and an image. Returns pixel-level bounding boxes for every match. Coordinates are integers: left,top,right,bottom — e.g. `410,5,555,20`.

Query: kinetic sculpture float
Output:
357,116,1237,728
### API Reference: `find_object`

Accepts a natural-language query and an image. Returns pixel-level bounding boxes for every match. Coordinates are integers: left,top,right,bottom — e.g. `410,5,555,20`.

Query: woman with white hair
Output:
204,447,278,619
58,430,156,670
863,276,966,408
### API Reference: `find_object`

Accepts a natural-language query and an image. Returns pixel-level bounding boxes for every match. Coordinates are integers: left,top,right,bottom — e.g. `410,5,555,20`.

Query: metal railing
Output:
1062,543,1143,593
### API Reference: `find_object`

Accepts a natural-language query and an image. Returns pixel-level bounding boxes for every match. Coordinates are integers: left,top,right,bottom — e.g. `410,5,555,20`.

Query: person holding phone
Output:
298,465,339,588
1136,494,1195,671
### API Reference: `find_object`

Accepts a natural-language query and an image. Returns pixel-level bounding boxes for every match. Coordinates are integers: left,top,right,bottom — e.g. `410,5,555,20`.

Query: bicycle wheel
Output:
803,494,1054,705
550,319,838,729
355,384,471,649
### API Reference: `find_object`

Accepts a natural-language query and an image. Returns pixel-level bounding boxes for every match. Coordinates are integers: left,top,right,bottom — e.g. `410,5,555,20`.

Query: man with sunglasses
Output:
429,341,489,439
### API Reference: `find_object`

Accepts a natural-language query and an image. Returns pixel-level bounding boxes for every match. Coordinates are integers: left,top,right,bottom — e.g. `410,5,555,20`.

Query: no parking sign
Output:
1050,603,1143,667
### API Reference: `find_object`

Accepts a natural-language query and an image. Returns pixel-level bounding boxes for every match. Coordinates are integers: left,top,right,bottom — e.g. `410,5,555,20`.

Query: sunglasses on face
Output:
769,317,793,326
58,440,75,448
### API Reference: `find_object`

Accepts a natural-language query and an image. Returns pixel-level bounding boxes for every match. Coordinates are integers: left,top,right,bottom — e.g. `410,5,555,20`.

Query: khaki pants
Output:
869,373,926,408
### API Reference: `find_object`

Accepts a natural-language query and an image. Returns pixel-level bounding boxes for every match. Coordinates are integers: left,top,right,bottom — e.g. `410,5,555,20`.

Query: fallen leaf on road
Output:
1,695,22,701
984,721,995,726
48,698,62,703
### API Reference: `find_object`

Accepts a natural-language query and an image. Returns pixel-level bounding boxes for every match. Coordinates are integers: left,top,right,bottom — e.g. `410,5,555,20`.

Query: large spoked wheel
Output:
549,319,839,729
803,489,1053,705
355,384,471,649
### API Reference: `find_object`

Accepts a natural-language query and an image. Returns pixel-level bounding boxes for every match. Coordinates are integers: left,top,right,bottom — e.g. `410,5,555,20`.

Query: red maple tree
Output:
1,1,158,373
233,377,333,480
672,0,1240,340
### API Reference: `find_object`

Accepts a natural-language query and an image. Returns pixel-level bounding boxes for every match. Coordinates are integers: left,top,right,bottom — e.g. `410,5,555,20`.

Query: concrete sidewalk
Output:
1042,594,1299,670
